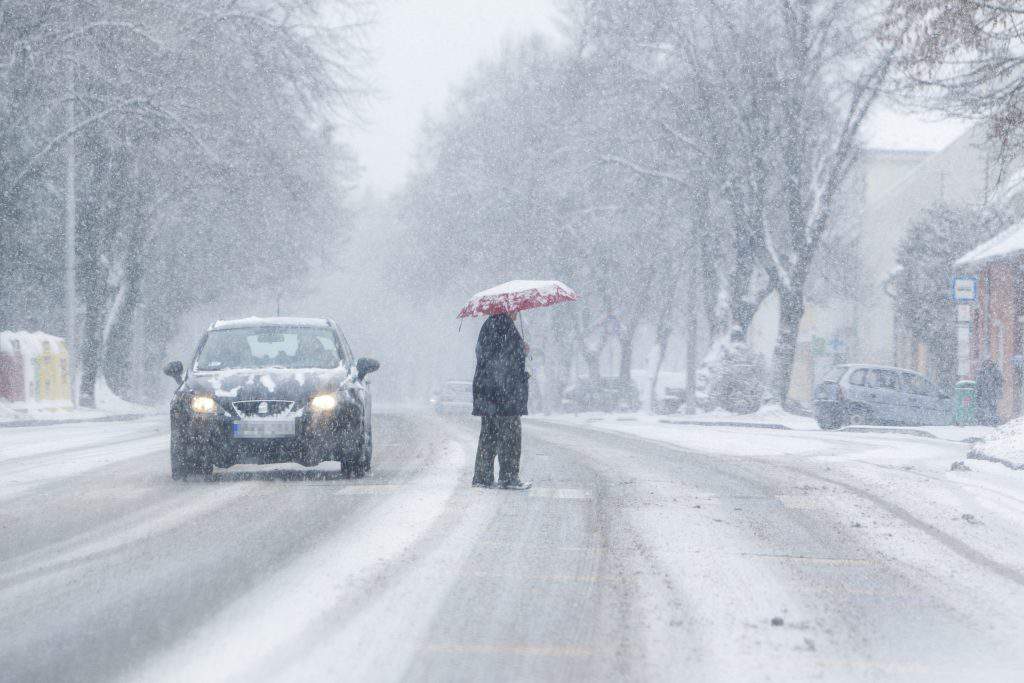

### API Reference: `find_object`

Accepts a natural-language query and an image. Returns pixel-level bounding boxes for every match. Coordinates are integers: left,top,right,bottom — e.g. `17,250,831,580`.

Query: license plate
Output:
232,418,296,439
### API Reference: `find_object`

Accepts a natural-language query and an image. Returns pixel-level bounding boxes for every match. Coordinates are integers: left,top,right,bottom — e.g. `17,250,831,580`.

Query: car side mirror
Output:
356,357,380,381
163,360,184,384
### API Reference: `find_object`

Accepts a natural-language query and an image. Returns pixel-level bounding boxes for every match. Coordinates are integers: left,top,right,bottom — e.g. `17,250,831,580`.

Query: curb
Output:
837,426,938,439
0,412,158,429
658,419,791,430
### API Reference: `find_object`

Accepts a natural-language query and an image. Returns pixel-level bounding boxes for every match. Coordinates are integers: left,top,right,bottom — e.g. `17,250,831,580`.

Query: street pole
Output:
65,54,77,406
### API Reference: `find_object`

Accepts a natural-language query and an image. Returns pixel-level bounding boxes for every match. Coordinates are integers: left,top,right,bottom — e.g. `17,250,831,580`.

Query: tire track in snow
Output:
124,435,476,683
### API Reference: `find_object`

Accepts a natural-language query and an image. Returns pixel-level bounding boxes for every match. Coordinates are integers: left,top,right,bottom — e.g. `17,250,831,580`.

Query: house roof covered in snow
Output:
956,221,1024,267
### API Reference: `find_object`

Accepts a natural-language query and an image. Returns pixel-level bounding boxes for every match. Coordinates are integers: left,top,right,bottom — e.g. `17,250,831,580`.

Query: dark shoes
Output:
471,480,494,488
499,479,532,491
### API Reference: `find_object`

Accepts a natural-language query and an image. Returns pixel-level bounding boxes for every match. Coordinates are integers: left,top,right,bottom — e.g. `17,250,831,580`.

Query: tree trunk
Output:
77,294,105,408
102,270,141,401
648,323,671,414
618,326,636,382
684,300,698,415
771,288,805,407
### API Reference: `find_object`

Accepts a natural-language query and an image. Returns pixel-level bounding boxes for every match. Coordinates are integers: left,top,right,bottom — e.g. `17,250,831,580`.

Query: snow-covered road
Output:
2,411,1023,682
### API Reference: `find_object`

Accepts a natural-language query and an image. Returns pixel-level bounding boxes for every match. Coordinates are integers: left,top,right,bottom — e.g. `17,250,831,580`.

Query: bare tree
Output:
886,0,1024,160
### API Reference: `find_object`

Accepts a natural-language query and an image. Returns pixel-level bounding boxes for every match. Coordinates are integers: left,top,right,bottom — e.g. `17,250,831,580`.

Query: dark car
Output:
813,364,954,430
162,317,379,479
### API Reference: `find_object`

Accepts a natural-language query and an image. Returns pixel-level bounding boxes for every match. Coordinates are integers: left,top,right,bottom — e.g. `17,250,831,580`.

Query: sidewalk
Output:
540,407,996,444
0,380,157,428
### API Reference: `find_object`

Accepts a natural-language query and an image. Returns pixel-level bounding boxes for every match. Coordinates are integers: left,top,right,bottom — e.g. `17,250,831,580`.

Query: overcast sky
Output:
349,0,971,194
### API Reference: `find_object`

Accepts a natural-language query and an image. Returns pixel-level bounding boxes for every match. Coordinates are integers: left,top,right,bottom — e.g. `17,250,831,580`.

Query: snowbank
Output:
0,377,154,425
968,417,1024,469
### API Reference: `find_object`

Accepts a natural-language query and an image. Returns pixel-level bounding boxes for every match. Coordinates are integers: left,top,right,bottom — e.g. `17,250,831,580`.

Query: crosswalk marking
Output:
335,484,401,495
528,487,593,500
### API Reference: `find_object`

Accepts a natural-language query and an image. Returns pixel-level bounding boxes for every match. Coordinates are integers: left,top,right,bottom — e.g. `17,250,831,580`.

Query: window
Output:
867,369,898,389
195,327,342,370
848,369,867,386
901,372,935,396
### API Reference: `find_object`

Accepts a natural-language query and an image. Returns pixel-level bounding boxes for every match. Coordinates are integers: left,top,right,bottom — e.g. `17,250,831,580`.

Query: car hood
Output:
185,366,353,404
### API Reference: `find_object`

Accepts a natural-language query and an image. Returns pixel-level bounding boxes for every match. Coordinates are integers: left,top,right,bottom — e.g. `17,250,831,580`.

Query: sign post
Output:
952,276,977,379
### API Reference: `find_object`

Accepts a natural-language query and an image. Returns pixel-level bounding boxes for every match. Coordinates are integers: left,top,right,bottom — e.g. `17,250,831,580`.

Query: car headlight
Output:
310,394,338,412
191,396,217,413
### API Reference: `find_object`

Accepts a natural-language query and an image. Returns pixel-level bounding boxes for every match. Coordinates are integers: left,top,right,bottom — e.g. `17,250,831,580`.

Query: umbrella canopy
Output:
457,280,578,318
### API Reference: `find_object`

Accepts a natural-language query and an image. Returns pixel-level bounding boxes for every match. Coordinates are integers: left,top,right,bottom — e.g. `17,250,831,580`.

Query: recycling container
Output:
954,380,977,426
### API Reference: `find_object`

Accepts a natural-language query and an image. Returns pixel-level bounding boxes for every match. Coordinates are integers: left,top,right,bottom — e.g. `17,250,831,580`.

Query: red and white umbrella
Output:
457,280,578,318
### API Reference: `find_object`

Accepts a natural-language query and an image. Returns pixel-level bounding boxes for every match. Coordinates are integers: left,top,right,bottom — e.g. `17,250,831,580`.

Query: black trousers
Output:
473,416,521,485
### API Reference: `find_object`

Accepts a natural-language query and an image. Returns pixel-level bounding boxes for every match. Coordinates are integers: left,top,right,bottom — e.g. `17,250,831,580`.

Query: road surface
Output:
2,410,1023,682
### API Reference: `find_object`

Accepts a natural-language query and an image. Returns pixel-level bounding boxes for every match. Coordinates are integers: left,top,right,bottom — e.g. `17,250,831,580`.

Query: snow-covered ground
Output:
538,411,1024,584
6,409,1024,680
968,416,1024,469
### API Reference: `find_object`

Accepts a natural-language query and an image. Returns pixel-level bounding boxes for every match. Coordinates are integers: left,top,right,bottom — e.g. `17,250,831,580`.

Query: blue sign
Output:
951,276,978,303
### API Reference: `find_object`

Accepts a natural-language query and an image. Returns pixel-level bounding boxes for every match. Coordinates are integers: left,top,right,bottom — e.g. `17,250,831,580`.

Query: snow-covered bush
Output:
701,338,767,414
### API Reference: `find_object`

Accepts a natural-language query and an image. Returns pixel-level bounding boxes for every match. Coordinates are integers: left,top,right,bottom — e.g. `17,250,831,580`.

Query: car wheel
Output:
338,428,364,477
356,427,373,478
844,406,868,426
170,429,212,480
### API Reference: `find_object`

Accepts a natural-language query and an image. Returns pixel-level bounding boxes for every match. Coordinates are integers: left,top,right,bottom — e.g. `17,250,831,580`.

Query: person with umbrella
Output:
459,280,578,490
471,309,531,489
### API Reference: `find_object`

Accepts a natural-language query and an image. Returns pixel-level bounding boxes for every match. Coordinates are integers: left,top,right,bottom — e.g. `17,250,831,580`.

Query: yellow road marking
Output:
468,571,619,583
742,553,874,566
425,643,593,658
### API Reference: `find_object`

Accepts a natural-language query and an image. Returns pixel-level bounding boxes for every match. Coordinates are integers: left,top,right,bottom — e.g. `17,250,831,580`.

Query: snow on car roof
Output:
210,316,333,330
837,363,922,372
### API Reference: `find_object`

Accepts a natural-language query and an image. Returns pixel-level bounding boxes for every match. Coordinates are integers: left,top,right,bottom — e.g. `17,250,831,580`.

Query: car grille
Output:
231,400,295,417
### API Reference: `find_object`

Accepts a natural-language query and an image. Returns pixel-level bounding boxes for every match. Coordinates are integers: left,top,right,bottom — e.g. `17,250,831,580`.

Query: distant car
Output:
813,364,954,430
162,317,379,479
562,377,640,413
431,380,473,414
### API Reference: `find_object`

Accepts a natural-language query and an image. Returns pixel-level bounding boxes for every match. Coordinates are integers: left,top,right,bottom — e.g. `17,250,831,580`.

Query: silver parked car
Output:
431,380,473,414
813,364,955,430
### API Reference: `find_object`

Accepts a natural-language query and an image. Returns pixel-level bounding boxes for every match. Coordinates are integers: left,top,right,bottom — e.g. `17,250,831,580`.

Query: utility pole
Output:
64,30,77,406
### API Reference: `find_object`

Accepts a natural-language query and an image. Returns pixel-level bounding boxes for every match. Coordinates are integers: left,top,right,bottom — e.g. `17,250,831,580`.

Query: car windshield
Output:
195,327,341,370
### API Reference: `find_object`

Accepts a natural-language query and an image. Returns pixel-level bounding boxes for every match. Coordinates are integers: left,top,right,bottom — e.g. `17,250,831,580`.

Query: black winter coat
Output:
472,314,529,416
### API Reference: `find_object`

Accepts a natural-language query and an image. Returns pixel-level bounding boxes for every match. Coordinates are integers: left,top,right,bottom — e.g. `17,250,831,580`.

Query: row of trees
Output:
0,0,370,404
394,0,900,410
